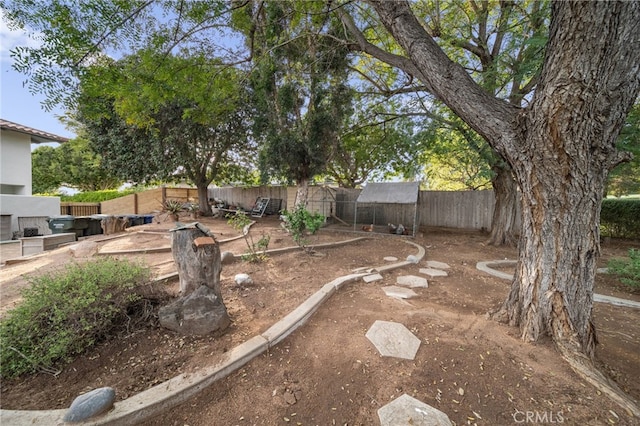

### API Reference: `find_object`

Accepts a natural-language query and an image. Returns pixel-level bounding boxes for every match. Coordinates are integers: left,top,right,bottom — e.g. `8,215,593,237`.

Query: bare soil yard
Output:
1,215,639,425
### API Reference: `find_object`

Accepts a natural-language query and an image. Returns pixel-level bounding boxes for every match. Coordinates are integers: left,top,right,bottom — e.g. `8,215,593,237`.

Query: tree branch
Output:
361,0,519,156
337,6,439,97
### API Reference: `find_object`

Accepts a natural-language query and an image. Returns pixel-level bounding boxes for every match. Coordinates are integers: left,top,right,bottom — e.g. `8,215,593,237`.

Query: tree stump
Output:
159,223,230,335
100,216,128,235
171,223,223,297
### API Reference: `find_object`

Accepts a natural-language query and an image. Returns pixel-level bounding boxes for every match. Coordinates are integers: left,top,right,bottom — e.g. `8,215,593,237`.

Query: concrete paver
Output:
378,394,452,426
397,275,429,288
425,260,450,269
419,268,448,277
365,320,421,360
381,286,418,299
363,273,383,283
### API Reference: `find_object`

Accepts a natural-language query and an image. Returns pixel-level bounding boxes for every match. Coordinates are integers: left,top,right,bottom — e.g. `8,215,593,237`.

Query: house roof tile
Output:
0,118,69,143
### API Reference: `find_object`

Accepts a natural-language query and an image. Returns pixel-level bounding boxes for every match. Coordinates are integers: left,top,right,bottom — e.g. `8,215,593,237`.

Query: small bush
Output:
0,258,152,378
163,199,185,218
607,248,640,291
226,211,270,262
281,204,325,249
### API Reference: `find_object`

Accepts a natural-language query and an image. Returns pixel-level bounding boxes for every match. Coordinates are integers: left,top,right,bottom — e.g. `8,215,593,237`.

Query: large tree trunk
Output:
494,0,639,358
361,0,640,414
196,182,212,216
294,178,310,208
367,0,639,352
486,164,519,246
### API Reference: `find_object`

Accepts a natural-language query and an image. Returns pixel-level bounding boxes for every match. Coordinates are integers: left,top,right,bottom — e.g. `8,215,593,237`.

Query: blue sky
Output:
1,9,76,140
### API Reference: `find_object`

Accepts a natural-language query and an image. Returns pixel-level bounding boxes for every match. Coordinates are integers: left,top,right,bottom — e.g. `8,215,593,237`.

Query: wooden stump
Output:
171,223,222,297
100,216,128,235
160,223,230,335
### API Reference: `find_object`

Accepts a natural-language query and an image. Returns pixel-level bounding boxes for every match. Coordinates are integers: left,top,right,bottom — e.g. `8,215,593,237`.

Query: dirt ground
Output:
1,215,639,425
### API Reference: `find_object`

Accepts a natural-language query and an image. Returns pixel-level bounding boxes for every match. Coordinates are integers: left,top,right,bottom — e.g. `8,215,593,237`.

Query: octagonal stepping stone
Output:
397,275,429,288
382,286,417,299
426,260,450,270
419,268,448,277
378,394,452,426
366,320,421,360
383,256,398,262
363,273,383,283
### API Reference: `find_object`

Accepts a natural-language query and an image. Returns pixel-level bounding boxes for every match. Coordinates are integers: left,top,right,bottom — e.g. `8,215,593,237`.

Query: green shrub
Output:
600,198,640,239
281,204,325,249
0,258,152,378
226,211,270,262
607,248,640,291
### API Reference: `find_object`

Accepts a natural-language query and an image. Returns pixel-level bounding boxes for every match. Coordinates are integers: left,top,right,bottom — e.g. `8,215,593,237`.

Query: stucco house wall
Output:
0,119,68,241
0,129,33,195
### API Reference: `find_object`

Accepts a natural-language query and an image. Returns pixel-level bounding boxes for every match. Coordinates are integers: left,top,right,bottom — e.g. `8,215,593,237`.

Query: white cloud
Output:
0,8,43,66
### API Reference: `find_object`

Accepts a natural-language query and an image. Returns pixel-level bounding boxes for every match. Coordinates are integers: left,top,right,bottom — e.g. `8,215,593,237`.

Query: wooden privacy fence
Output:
100,187,199,215
209,186,288,212
209,186,503,231
58,186,502,230
60,202,101,216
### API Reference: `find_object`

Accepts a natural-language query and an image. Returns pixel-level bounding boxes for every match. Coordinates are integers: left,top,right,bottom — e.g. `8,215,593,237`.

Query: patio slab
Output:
425,260,450,269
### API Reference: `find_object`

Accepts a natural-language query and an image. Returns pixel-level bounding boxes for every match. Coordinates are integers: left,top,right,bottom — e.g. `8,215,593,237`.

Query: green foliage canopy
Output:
76,51,255,208
31,136,122,193
243,1,353,187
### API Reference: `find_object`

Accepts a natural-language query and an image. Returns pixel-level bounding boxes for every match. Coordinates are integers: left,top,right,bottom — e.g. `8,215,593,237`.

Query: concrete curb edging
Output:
96,222,256,256
1,241,425,425
476,260,640,310
232,236,370,261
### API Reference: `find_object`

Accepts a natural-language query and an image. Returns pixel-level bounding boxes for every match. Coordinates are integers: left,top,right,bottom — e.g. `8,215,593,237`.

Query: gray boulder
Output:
235,273,253,286
63,387,115,423
221,251,235,264
159,285,230,335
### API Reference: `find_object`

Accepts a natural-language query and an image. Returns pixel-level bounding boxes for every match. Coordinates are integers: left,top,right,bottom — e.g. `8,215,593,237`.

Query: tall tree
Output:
417,118,494,191
31,145,63,194
340,0,640,413
76,52,254,215
241,1,353,206
31,137,122,193
325,94,418,187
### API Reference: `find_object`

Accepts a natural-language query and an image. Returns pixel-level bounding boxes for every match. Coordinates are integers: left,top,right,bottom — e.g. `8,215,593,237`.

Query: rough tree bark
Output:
294,178,310,208
171,224,223,297
160,223,230,335
353,0,640,414
486,164,519,246
196,181,213,217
